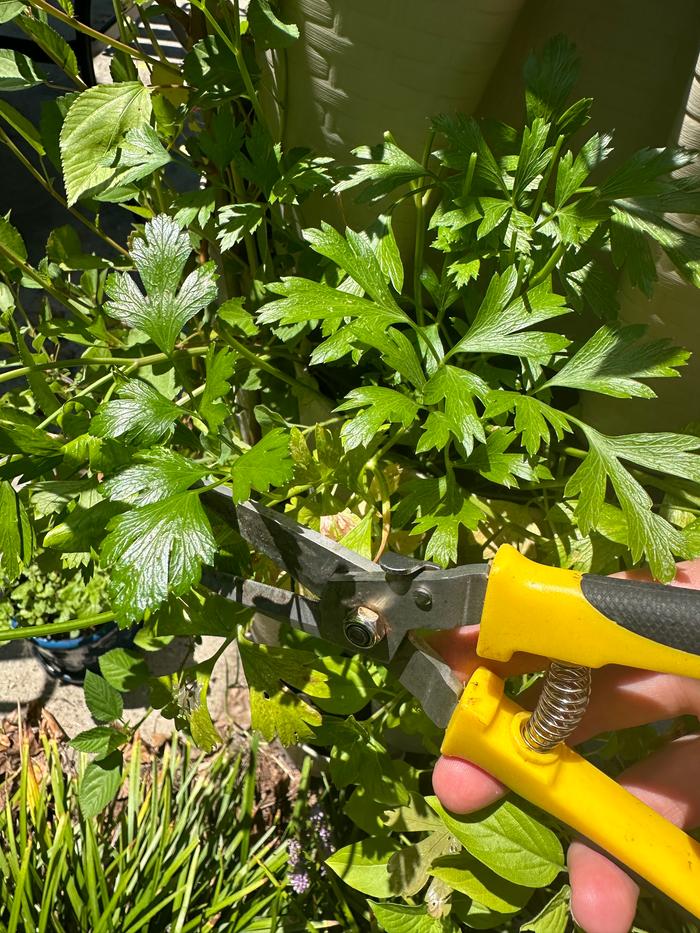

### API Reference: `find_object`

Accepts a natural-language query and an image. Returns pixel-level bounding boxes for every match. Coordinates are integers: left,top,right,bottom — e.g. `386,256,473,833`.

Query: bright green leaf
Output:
430,852,532,913
260,278,407,328
105,214,218,352
247,0,299,48
334,135,426,204
99,647,149,691
70,725,127,756
78,751,122,818
101,491,216,623
91,377,182,446
0,48,43,90
231,428,293,502
60,82,152,204
325,837,399,897
17,14,78,77
0,482,34,583
369,901,453,933
83,670,123,722
217,202,266,250
520,885,571,933
336,387,419,450
427,796,564,887
199,346,235,432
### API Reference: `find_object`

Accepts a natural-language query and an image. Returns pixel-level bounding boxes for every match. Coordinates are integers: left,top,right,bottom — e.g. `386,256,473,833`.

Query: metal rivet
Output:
414,587,433,611
343,606,383,649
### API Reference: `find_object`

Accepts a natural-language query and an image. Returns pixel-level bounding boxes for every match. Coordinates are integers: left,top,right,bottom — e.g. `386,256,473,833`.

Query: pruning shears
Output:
201,489,700,920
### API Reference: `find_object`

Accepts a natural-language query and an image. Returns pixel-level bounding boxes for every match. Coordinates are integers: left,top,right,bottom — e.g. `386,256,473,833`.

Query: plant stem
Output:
224,334,328,402
31,0,167,70
1,612,115,642
529,241,566,288
411,131,436,327
531,133,564,220
0,127,129,258
0,346,209,385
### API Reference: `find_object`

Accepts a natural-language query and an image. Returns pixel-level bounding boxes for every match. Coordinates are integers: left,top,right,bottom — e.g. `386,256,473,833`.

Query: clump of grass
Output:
0,726,362,932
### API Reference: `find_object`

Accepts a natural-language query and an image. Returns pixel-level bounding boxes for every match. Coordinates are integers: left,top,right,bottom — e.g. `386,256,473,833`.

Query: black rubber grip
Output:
581,574,700,656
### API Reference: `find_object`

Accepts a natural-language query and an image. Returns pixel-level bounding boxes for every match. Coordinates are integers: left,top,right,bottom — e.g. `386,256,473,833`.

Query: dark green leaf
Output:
91,377,181,445
99,647,149,691
83,670,123,722
42,498,123,552
78,751,122,818
231,428,293,501
432,113,504,190
0,48,43,90
247,0,299,48
70,725,127,756
524,35,579,123
0,482,34,582
17,14,78,77
0,213,27,274
0,99,44,154
105,215,218,352
101,491,217,623
430,852,532,913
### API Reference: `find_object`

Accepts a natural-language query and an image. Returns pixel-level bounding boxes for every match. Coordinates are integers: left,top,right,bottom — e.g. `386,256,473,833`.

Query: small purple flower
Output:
289,871,311,894
288,838,301,866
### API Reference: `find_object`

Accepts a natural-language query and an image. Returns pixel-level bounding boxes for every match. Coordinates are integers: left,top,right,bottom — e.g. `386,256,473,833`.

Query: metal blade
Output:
200,568,323,638
202,488,380,594
388,635,464,729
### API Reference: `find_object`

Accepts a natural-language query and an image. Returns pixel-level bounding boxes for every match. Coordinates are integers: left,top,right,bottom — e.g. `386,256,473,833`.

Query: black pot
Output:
29,623,138,685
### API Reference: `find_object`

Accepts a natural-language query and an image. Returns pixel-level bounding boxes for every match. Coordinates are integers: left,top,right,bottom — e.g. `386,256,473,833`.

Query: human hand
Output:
428,559,700,933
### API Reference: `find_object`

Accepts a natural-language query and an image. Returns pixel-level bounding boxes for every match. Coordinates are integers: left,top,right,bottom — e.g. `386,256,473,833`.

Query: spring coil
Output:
521,661,592,752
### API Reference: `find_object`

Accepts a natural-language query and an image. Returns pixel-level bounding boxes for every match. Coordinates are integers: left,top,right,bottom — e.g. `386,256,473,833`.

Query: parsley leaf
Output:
103,449,209,506
199,346,235,432
446,268,570,363
260,278,407,329
418,366,488,455
334,135,426,204
545,324,689,398
237,640,324,744
336,388,420,451
105,215,218,352
0,481,34,583
91,377,181,446
101,490,216,623
485,392,570,456
231,428,293,502
566,425,699,580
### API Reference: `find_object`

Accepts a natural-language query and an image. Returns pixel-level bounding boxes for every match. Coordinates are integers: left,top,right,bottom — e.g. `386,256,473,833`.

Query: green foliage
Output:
0,562,107,629
1,15,699,930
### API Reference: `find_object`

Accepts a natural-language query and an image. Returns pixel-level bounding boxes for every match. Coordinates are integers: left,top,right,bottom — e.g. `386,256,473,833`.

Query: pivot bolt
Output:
344,606,383,649
414,587,433,611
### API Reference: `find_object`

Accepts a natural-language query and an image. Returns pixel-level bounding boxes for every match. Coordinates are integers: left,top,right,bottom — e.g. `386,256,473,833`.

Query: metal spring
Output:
521,661,592,752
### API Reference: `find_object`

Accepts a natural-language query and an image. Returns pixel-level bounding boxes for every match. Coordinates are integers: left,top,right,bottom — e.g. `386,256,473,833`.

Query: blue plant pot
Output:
18,622,138,685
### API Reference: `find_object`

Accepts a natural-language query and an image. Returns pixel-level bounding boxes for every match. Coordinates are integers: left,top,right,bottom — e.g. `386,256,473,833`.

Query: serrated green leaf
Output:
237,639,323,744
546,325,688,398
336,387,419,450
91,377,181,446
610,212,657,296
231,429,292,501
449,258,480,287
447,268,570,363
524,35,579,123
99,647,149,691
514,118,551,198
413,492,484,567
217,296,258,336
0,0,24,23
600,147,695,200
60,82,152,204
247,0,298,48
373,214,404,292
427,796,564,887
309,651,378,714
78,751,122,818
173,187,218,229
520,885,571,933
369,902,453,933
555,133,613,206
70,725,127,756
432,113,504,190
102,447,209,506
485,392,570,456
101,491,216,623
327,718,409,805
566,425,694,580
217,202,266,250
388,831,453,897
83,670,123,722
99,123,171,191
325,837,400,897
0,482,34,582
306,223,399,309
17,14,78,77
0,99,44,154
0,48,43,90
260,278,406,328
0,213,27,274
419,366,487,455
199,346,235,431
430,852,532,913
105,215,218,352
334,136,425,203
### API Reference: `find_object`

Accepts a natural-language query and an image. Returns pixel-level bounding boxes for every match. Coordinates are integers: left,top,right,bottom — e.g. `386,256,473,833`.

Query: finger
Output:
425,623,546,681
569,734,700,933
432,754,506,813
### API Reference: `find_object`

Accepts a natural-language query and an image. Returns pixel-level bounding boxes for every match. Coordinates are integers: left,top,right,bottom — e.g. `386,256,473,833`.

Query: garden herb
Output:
0,9,699,927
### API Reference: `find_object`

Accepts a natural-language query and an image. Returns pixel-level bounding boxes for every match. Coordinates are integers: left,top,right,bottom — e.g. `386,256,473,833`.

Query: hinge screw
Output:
414,587,433,611
344,606,383,649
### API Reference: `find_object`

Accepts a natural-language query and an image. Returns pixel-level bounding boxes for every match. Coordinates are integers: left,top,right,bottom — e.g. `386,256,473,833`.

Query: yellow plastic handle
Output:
441,667,700,919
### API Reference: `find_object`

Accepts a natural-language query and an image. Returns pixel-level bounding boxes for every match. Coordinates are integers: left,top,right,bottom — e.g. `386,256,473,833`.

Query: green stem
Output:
31,0,166,69
529,241,566,289
224,334,328,402
0,126,129,257
531,133,564,220
0,240,93,326
1,612,115,642
411,131,436,327
0,346,209,385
